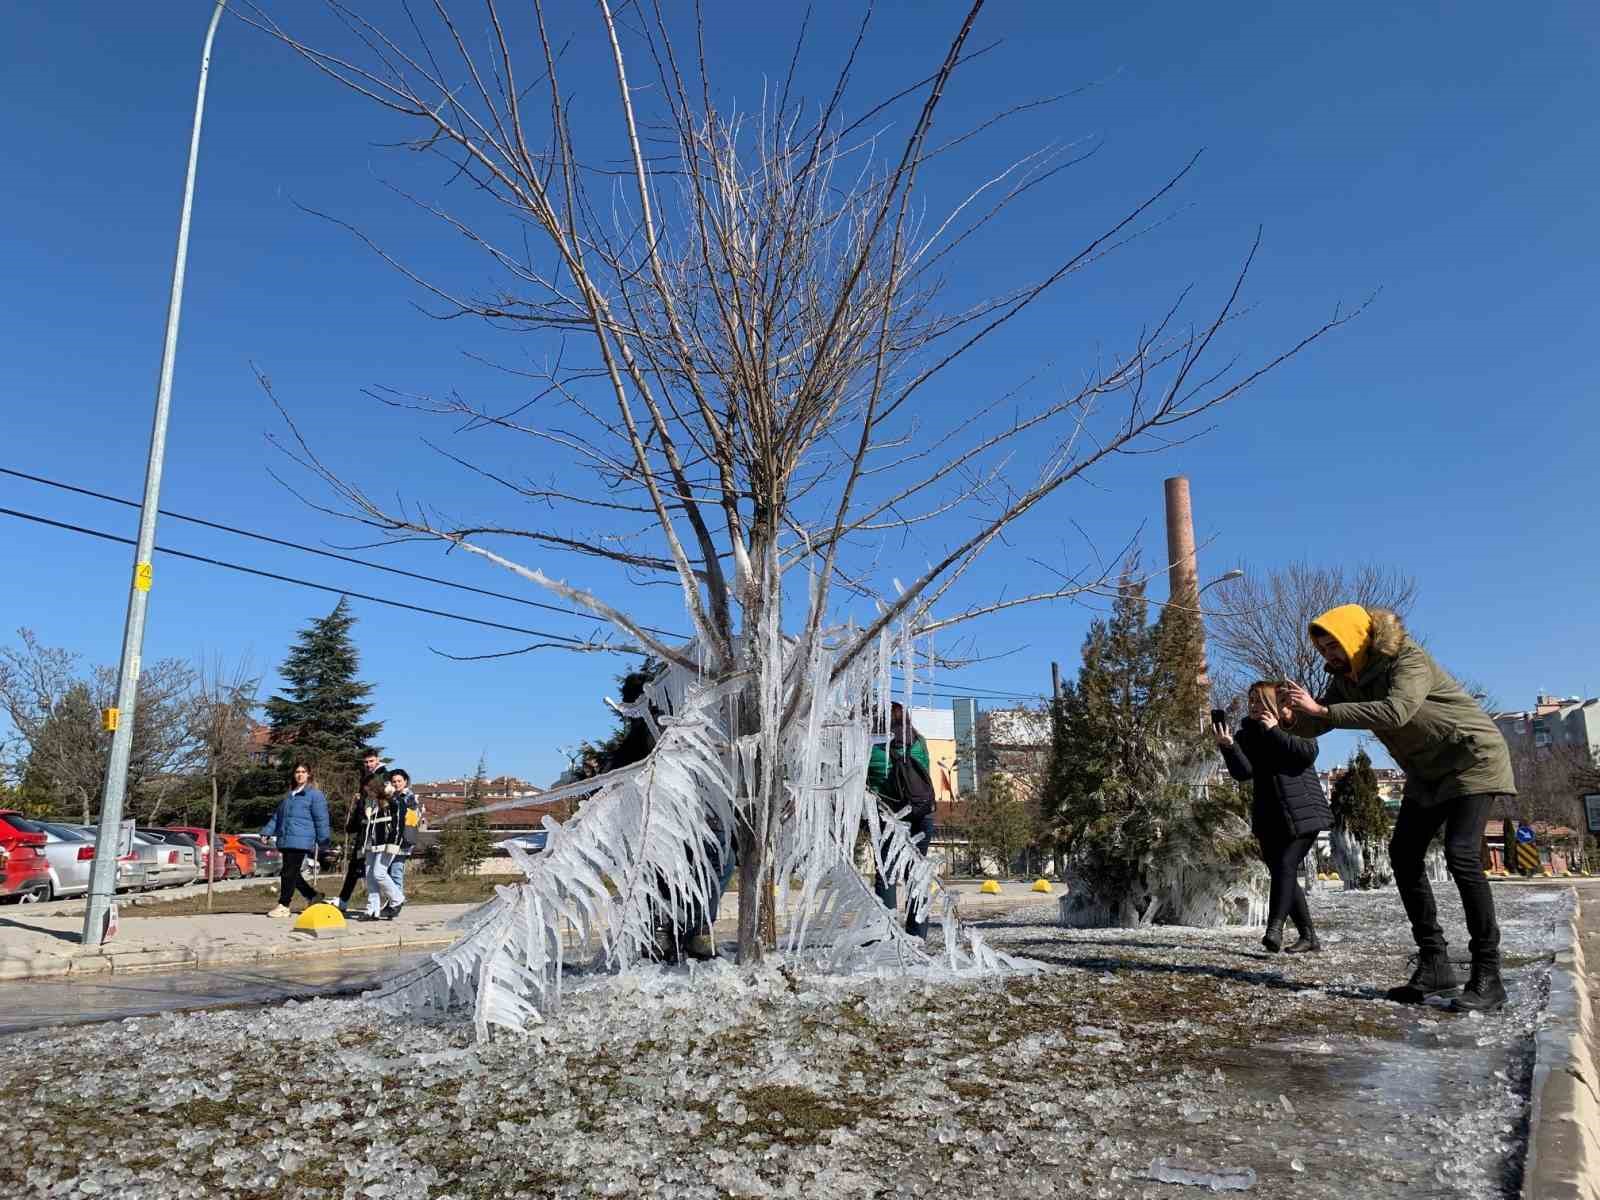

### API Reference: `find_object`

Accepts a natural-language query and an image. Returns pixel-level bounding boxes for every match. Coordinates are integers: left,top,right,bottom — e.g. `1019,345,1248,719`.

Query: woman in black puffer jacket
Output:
1216,682,1332,954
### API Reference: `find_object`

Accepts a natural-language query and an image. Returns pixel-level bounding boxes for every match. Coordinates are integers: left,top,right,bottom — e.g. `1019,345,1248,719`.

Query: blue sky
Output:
3,2,1596,786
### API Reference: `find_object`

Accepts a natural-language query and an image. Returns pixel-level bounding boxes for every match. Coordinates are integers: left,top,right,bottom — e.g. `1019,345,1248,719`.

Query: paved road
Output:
0,947,430,1036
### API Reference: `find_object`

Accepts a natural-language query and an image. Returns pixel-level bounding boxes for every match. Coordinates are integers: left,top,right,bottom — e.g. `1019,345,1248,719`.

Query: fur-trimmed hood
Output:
1366,608,1405,660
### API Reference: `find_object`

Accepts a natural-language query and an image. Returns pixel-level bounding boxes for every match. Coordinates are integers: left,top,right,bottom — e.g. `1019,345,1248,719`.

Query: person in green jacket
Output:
867,702,937,938
1282,605,1516,1012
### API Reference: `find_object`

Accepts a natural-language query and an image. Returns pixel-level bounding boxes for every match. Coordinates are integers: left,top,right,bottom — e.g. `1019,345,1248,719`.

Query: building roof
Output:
910,706,954,741
983,708,1050,747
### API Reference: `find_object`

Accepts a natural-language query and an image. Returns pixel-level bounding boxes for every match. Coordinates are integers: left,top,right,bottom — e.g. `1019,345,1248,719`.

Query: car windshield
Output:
157,831,199,847
2,814,47,834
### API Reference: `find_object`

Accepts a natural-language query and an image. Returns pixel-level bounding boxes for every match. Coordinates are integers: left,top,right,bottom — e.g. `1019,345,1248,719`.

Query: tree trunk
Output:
207,770,218,912
759,864,778,949
735,823,765,965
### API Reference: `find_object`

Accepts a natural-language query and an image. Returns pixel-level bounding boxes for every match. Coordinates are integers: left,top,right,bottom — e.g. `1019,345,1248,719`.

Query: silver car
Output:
129,828,201,889
130,831,199,889
19,819,148,899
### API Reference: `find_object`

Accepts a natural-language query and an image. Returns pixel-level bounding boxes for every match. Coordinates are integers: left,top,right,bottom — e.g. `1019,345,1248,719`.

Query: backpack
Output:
889,738,936,816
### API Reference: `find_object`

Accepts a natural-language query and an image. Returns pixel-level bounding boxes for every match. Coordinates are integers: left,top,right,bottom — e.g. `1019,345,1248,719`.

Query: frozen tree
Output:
251,1,1357,967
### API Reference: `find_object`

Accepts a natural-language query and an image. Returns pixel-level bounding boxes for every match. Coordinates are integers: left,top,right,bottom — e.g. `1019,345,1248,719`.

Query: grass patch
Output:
120,872,508,918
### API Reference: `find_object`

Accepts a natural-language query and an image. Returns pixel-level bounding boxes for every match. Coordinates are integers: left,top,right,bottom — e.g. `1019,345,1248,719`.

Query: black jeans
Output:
338,846,365,905
1257,828,1317,935
874,810,936,937
278,849,319,907
1389,792,1501,967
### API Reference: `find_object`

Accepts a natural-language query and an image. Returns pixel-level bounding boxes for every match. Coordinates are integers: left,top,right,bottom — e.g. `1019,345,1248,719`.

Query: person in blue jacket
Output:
260,761,332,918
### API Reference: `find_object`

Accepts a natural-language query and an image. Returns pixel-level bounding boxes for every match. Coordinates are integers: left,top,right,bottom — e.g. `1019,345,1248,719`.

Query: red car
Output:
154,826,239,881
0,813,52,903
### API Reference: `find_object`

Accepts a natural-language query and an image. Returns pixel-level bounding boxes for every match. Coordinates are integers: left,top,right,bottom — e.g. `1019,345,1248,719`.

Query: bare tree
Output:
0,630,197,824
1208,562,1417,704
251,1,1361,962
190,655,261,908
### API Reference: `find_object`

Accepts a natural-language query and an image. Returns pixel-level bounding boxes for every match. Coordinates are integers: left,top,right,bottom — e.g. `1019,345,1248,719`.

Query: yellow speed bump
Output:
979,879,1002,895
294,901,348,938
1030,878,1054,894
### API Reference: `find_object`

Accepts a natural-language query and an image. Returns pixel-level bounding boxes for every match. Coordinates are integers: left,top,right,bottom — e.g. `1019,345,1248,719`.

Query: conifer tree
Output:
439,752,496,879
263,598,382,779
1330,747,1391,889
1049,562,1252,923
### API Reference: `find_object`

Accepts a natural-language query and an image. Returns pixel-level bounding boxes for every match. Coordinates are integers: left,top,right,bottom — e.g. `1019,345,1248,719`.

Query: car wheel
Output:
225,860,241,881
18,886,47,904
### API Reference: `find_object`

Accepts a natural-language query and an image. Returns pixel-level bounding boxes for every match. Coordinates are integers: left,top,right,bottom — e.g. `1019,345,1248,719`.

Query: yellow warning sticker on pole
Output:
102,707,120,732
134,562,153,591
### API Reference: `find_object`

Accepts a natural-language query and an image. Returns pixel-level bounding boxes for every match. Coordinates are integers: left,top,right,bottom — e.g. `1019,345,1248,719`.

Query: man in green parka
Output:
1282,605,1516,1012
867,701,937,938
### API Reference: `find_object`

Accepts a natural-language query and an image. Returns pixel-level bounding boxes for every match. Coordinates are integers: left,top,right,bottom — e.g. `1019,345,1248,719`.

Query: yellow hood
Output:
1309,604,1373,678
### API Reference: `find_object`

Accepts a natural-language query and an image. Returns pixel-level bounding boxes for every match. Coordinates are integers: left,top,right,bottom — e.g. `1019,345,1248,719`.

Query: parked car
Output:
151,826,235,881
10,817,95,900
124,830,199,890
0,813,152,899
0,815,51,903
496,831,548,855
217,834,258,877
134,828,203,886
42,821,150,895
238,835,282,877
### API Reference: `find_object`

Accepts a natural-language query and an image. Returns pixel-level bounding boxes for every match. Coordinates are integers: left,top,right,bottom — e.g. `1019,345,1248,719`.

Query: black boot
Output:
1284,926,1321,954
1386,949,1460,1003
1450,961,1507,1013
1262,920,1285,954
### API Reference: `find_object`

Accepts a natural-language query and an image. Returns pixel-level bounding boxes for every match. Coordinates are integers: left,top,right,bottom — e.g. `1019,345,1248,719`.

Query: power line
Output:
5,467,1053,698
0,465,686,641
0,506,612,650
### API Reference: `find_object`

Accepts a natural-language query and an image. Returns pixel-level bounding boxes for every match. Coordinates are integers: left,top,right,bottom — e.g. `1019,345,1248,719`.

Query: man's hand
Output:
1281,682,1327,721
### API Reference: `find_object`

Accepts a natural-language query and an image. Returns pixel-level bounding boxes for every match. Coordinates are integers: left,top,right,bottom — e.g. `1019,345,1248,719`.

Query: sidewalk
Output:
0,903,479,980
0,876,1049,983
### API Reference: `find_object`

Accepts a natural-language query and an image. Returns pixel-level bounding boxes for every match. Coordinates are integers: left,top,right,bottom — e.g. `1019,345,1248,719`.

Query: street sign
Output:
116,819,136,859
1516,823,1536,844
1516,842,1541,873
1585,794,1600,835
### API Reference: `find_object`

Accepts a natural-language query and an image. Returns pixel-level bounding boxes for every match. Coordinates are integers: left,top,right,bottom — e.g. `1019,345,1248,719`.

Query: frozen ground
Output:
0,884,1571,1199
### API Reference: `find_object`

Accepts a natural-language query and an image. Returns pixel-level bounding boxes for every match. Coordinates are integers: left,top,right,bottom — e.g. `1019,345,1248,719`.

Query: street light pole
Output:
1198,568,1244,598
82,0,228,948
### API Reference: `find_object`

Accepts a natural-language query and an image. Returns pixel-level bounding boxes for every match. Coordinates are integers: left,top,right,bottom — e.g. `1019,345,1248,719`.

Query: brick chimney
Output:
1164,474,1209,692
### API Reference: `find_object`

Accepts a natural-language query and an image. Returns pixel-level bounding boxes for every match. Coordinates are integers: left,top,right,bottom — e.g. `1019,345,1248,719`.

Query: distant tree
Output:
1328,748,1391,890
1208,562,1417,703
264,599,382,781
966,773,1034,876
0,630,196,823
435,753,496,880
188,656,261,906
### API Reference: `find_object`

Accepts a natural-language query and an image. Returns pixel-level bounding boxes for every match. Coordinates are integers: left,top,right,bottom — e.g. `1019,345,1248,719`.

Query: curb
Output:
1523,891,1600,1200
0,889,1039,985
0,930,459,982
